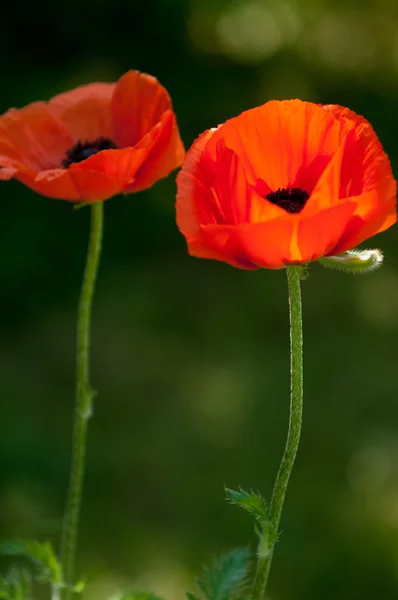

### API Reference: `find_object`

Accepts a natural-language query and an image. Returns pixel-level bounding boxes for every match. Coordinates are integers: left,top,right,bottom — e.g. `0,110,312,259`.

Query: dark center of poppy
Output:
62,137,118,168
265,187,310,214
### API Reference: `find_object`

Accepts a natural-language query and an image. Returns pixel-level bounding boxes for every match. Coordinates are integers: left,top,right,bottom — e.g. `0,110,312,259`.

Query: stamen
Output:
266,187,309,214
62,137,118,168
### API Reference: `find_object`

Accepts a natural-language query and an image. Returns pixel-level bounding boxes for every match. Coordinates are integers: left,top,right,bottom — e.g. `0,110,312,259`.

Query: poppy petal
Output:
0,136,23,163
67,147,143,202
211,139,285,223
301,131,352,215
49,82,115,142
323,104,396,204
176,100,396,269
176,127,283,244
111,70,175,148
328,192,397,255
0,166,17,179
0,160,79,200
185,235,258,269
199,219,295,269
0,102,73,170
15,167,80,200
207,100,350,194
297,201,357,262
176,128,219,237
124,110,185,193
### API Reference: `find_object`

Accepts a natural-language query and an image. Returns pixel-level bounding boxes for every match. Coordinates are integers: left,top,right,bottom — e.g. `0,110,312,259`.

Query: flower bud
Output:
318,249,383,274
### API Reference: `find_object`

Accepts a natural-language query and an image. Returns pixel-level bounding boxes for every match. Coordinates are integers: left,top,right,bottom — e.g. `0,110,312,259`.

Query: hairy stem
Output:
252,265,303,600
60,202,104,596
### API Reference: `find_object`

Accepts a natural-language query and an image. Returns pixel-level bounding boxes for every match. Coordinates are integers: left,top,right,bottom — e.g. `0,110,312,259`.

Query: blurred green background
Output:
1,0,398,598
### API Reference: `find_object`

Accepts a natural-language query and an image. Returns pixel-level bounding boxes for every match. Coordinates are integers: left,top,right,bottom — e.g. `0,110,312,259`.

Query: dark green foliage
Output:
110,593,163,600
0,540,84,596
186,593,200,600
2,2,398,598
225,488,267,524
0,569,32,600
297,265,310,280
187,548,250,600
0,540,62,587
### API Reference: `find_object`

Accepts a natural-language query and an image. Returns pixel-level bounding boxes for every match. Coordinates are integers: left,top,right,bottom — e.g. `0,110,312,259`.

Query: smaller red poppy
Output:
0,70,185,202
176,100,397,269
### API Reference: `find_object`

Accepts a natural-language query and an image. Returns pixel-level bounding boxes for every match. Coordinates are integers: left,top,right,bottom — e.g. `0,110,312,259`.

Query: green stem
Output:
252,265,303,600
60,202,104,594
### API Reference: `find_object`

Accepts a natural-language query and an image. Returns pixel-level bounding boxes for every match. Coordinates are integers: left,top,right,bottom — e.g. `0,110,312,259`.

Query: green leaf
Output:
0,568,32,600
189,548,250,600
186,593,200,600
225,488,267,523
72,580,85,594
109,591,163,600
0,540,62,587
297,264,310,280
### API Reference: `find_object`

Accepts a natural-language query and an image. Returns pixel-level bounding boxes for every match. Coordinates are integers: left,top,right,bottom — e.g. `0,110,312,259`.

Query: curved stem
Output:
252,265,303,600
60,202,104,595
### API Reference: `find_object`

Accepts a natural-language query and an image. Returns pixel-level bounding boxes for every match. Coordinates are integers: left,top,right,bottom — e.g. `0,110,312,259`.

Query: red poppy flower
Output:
0,70,185,202
176,100,396,269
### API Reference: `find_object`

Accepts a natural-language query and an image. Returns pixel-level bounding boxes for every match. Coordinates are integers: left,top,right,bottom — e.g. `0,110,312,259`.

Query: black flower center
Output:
265,187,310,214
62,137,118,168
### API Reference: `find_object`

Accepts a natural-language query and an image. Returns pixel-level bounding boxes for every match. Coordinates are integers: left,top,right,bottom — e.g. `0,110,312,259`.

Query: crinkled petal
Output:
11,166,79,200
297,201,357,262
0,102,73,170
324,104,396,203
184,235,258,269
67,147,143,202
124,110,185,193
176,128,219,238
112,70,174,148
0,166,18,179
328,192,397,255
199,220,295,269
49,82,115,141
206,100,351,194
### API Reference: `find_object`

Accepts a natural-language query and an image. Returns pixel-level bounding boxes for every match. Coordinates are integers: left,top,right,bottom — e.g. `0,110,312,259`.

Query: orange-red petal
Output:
324,104,396,200
328,192,397,255
0,102,73,170
0,166,17,180
3,146,151,202
206,100,351,195
185,235,258,269
0,70,184,202
176,128,219,239
176,100,397,269
67,147,144,202
297,201,357,262
124,110,185,193
49,82,115,142
14,166,80,200
200,220,295,269
111,70,173,148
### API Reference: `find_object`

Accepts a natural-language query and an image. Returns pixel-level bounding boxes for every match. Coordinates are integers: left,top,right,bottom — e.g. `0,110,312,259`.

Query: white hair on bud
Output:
318,248,384,274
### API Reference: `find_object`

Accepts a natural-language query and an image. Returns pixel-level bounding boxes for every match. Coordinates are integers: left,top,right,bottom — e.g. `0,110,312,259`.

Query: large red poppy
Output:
0,70,185,202
176,100,396,269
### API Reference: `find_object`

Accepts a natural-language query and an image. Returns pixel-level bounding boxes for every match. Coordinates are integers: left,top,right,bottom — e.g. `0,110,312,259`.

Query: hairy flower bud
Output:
318,249,383,274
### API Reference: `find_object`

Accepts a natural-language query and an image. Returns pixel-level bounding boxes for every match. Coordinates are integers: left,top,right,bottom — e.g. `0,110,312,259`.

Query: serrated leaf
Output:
72,580,85,594
0,568,32,600
186,593,200,600
225,488,267,523
0,540,62,587
190,548,250,600
109,591,163,600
